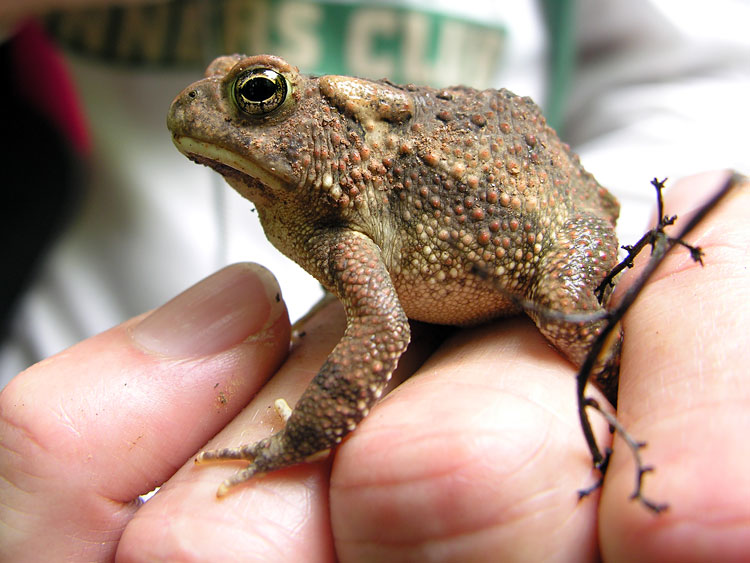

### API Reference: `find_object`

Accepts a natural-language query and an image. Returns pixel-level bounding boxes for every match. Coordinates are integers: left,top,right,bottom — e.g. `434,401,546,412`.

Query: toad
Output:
167,54,621,496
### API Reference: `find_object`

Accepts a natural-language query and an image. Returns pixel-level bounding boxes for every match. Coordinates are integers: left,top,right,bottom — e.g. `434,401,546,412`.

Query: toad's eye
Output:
232,68,289,116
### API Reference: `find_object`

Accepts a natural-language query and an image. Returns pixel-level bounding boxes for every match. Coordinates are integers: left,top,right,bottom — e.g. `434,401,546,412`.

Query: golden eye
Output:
232,68,289,116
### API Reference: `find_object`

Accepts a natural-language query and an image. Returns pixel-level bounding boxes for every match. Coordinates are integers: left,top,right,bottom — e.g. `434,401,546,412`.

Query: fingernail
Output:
132,263,286,357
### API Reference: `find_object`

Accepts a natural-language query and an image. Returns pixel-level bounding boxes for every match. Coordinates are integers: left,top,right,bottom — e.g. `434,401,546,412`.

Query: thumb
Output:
0,263,290,562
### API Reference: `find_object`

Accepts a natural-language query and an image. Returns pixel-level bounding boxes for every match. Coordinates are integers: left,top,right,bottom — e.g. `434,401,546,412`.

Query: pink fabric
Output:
11,20,90,154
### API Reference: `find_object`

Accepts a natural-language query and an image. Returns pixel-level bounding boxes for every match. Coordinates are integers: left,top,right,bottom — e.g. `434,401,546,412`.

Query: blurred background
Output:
1,0,748,386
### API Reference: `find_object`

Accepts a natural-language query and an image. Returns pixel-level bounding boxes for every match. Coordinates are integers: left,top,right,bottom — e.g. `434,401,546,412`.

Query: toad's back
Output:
372,85,619,325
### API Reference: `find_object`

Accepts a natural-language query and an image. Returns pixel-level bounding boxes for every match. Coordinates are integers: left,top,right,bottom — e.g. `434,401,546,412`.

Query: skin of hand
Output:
1,170,748,562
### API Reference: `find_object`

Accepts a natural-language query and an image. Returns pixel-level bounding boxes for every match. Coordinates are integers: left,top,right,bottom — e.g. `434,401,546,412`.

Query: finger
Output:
0,263,290,561
117,295,343,562
117,293,452,560
600,171,750,561
330,316,612,562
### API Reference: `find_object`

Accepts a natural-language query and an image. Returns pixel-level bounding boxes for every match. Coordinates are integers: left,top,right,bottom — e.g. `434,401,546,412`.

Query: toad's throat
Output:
172,136,288,192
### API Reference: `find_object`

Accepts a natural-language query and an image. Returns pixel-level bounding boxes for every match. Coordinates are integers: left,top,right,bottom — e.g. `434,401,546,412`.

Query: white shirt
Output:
2,0,749,385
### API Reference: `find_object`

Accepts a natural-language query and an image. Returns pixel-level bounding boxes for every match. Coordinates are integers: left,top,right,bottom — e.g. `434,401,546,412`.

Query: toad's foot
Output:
196,397,325,497
196,428,332,497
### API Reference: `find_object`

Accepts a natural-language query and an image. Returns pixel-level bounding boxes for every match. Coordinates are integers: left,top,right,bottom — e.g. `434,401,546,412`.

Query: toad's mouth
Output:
172,136,288,192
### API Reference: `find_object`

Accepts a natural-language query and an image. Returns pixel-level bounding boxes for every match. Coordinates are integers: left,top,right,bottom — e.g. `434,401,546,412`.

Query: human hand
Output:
2,171,748,561
0,263,293,561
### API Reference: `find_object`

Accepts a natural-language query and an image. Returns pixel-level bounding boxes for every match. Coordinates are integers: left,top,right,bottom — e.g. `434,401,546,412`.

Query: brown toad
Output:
167,54,621,496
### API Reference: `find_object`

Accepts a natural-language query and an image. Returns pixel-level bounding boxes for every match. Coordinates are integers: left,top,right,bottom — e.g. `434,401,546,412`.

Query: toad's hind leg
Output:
196,231,411,497
526,214,621,403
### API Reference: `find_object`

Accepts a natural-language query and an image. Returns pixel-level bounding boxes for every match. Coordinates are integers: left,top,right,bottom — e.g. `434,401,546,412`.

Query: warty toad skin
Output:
167,54,620,495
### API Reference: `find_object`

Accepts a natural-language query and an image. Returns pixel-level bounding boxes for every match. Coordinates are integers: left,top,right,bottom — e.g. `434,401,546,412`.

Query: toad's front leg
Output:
197,231,411,496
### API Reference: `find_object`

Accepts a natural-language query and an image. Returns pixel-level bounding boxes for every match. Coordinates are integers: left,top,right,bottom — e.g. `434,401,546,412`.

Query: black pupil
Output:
242,74,277,102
